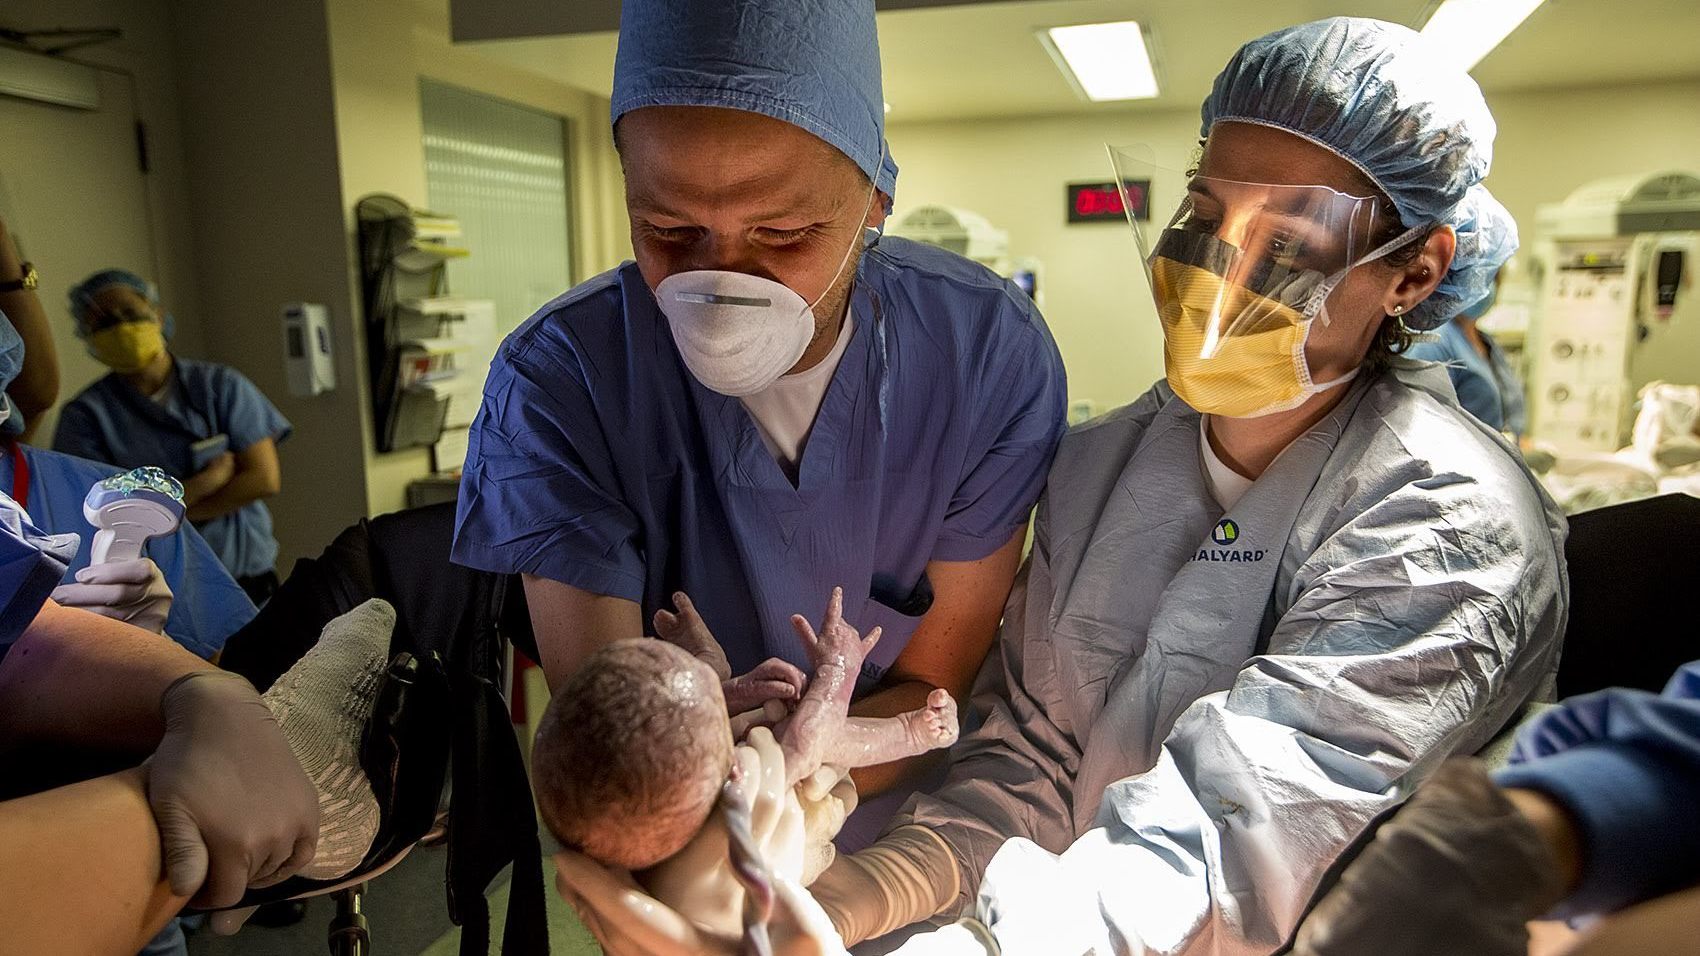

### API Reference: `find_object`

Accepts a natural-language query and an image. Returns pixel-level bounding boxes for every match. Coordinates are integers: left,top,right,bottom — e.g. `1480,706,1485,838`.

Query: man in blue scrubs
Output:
0,310,253,662
54,269,291,603
454,0,1066,844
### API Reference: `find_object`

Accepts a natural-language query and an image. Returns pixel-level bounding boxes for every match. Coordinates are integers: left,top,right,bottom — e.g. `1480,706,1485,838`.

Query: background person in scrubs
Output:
454,0,1066,844
54,269,291,604
1406,264,1528,438
0,212,59,444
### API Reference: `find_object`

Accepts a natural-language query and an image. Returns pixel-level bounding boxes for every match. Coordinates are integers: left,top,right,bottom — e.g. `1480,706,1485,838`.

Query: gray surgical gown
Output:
898,363,1568,955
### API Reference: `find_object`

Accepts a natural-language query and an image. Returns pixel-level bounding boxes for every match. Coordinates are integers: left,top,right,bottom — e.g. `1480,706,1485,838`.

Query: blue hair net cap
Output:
611,0,899,206
1446,189,1517,322
1202,17,1507,329
67,268,173,340
0,309,27,435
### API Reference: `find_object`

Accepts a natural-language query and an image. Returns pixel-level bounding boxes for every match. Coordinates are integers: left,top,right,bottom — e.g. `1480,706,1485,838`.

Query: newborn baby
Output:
532,588,959,875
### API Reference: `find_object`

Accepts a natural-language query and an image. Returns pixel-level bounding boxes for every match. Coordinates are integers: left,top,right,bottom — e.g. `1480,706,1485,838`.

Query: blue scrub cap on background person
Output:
611,0,900,208
67,268,174,340
1452,189,1517,321
1201,17,1506,329
0,309,26,435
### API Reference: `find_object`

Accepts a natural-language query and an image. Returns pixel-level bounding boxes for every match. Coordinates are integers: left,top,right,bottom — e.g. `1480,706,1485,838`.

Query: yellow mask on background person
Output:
1152,256,1357,418
88,321,166,373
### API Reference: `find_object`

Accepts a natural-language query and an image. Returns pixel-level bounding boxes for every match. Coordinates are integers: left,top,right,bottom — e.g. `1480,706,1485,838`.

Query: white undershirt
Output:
1199,415,1255,511
741,314,855,482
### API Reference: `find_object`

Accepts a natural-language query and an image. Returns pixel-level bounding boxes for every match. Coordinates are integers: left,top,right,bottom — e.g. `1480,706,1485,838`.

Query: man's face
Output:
619,106,886,352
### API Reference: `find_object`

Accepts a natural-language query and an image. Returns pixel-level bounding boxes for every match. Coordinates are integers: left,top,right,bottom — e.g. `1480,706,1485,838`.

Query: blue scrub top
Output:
0,444,256,659
1405,319,1527,437
0,490,77,665
455,237,1067,684
52,357,292,580
1496,661,1700,919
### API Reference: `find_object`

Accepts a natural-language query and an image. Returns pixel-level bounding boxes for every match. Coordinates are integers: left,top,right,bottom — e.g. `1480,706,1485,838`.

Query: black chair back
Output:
1558,493,1700,699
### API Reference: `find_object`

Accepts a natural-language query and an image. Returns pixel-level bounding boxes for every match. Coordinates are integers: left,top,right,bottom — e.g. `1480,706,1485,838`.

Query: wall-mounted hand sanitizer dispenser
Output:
282,303,336,396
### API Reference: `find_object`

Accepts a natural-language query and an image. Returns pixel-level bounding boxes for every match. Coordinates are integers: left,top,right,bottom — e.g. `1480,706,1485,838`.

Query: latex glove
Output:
810,826,961,947
656,591,807,713
52,558,174,634
146,669,320,907
1293,758,1567,956
555,727,847,955
888,920,1001,956
798,767,857,885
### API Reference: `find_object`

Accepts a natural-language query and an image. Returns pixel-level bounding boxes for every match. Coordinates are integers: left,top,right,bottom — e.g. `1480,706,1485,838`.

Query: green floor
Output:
187,842,600,955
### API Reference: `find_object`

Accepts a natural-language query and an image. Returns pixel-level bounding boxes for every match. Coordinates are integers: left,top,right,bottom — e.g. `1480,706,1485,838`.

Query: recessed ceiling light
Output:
1419,0,1547,72
1040,21,1159,102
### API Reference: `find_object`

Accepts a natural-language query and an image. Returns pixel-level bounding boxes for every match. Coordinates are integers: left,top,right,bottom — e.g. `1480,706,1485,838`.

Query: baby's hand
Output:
790,587,881,682
725,658,808,715
655,591,731,680
659,592,806,713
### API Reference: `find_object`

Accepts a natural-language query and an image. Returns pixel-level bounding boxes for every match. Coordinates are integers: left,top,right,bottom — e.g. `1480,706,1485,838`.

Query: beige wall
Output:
171,0,371,570
166,0,630,567
887,78,1700,415
325,0,629,518
2,0,206,437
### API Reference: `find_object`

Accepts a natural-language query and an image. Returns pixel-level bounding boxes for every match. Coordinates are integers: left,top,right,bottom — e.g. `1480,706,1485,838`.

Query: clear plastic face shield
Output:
1108,145,1420,417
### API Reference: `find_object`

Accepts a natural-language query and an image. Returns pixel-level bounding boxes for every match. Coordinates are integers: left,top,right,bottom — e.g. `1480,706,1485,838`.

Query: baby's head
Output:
533,638,733,870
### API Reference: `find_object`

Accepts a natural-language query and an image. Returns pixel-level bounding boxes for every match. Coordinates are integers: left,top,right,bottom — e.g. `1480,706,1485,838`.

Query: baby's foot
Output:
825,689,960,770
261,599,392,880
897,688,960,752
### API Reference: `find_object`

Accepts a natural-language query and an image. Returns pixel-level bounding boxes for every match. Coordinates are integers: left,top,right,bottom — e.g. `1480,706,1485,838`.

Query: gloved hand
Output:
146,669,320,907
798,766,857,885
51,558,174,634
809,825,961,947
555,727,847,955
1293,758,1568,956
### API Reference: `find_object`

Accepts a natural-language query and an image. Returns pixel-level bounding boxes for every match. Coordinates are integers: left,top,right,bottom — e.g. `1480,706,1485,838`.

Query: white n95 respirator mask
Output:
656,271,819,397
656,148,884,398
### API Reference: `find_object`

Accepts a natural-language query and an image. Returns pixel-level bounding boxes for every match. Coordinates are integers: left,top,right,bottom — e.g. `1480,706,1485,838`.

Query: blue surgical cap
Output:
611,0,899,207
1202,17,1507,329
0,309,26,435
1451,189,1517,320
67,268,174,340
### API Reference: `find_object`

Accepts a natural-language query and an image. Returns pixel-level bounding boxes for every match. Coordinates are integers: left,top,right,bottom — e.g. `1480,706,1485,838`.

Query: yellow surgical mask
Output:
1153,256,1356,418
88,321,167,373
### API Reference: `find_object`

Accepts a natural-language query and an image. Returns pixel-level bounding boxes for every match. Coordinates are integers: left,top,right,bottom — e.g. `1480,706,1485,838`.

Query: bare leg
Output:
0,767,186,953
824,690,959,770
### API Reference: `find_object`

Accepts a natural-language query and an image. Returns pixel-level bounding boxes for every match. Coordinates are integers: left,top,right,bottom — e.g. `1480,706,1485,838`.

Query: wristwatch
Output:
0,262,37,294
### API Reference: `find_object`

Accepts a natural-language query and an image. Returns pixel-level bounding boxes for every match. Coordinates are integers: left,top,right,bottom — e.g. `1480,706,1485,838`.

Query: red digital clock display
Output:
1068,180,1149,224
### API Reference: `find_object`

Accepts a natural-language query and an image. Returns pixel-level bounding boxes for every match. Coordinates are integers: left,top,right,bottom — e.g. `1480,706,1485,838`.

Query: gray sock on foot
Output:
262,598,394,879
